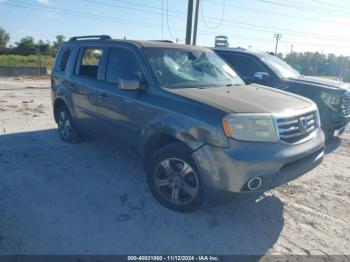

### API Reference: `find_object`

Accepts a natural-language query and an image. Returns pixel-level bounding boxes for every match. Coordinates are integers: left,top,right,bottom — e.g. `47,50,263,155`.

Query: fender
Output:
53,83,77,121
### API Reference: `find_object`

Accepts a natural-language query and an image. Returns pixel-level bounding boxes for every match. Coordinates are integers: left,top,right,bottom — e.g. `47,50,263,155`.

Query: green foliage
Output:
0,26,10,50
0,28,65,56
284,52,350,80
53,35,66,49
13,36,37,54
0,54,54,69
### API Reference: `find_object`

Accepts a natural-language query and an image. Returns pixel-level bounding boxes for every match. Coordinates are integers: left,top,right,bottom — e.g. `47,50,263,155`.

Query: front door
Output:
95,46,146,150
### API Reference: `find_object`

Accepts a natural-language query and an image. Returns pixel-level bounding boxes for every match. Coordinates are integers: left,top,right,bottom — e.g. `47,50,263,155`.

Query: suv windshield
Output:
143,48,245,88
260,54,300,79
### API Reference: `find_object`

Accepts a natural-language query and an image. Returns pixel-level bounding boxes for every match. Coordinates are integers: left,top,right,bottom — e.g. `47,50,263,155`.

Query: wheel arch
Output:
142,132,196,170
53,97,68,123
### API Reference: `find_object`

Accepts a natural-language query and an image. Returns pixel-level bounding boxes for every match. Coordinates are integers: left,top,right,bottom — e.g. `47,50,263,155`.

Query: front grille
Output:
341,92,350,116
277,110,319,144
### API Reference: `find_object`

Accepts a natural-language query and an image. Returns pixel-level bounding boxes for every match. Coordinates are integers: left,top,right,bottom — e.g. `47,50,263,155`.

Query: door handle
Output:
98,93,107,98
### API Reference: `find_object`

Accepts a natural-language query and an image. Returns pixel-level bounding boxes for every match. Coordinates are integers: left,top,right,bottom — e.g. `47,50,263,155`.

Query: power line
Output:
203,0,350,26
110,0,185,15
258,0,350,17
282,0,350,13
200,0,226,30
113,0,350,27
2,0,350,50
81,0,350,42
1,0,184,31
166,0,178,41
310,0,350,10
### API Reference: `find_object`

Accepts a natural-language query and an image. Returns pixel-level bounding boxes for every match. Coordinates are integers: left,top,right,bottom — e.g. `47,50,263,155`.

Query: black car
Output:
214,48,350,138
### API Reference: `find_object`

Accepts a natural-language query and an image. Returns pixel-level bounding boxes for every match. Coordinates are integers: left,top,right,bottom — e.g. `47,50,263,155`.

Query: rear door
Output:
68,46,106,133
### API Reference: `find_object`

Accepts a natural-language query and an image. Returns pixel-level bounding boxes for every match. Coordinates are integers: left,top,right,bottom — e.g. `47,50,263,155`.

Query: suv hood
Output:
169,84,314,114
289,76,350,91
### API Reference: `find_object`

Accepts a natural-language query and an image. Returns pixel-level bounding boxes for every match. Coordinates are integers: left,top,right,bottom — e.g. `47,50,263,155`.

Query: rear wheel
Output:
146,143,204,212
57,105,81,143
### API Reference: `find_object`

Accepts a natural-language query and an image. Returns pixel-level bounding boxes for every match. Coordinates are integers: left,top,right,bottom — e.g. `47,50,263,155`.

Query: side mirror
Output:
118,79,141,90
254,72,270,82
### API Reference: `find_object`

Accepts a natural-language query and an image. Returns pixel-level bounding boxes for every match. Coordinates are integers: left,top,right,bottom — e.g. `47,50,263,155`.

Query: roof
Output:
123,40,209,50
212,47,268,58
66,35,210,51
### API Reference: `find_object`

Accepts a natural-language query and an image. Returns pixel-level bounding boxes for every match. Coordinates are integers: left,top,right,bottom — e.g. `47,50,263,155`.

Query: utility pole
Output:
192,0,200,45
161,0,164,40
274,33,282,55
290,44,293,54
185,0,194,45
36,48,41,77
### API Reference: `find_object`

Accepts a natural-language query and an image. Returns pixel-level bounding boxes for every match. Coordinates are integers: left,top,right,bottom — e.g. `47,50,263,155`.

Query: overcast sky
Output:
1,0,350,56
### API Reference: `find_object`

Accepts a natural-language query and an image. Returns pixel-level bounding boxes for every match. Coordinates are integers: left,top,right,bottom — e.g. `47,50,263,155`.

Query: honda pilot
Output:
51,35,325,212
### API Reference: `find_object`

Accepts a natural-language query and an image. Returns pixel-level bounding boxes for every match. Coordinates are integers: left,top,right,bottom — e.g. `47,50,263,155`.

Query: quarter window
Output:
106,48,141,84
59,48,71,71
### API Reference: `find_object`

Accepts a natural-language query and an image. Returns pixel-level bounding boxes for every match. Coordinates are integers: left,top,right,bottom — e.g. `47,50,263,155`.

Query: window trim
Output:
74,46,106,80
104,45,146,85
59,48,72,72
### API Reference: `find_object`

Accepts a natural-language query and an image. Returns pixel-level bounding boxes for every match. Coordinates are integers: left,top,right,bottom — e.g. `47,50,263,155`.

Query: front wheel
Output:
146,144,204,212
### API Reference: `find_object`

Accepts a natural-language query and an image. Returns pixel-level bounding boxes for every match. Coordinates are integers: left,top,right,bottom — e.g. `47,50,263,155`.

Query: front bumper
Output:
320,108,350,136
192,130,325,193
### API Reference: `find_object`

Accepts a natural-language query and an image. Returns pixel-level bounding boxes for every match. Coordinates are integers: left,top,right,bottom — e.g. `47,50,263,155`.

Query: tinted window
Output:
59,48,71,71
221,53,266,78
78,48,103,78
106,48,141,84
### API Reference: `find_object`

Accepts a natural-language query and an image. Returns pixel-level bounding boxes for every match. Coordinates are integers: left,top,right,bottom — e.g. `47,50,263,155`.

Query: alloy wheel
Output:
58,111,72,141
154,158,199,205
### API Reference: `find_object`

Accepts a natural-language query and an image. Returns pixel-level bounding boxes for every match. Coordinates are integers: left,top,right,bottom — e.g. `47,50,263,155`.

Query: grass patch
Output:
0,54,54,69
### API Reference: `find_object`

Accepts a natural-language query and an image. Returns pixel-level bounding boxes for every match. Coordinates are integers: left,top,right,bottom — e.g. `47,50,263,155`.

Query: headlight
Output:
321,92,341,110
222,114,279,142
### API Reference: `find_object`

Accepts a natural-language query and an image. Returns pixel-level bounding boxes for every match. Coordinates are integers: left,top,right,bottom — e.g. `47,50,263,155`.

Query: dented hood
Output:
169,84,314,114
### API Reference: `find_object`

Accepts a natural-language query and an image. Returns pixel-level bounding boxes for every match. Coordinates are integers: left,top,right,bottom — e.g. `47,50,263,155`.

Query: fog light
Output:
247,177,262,191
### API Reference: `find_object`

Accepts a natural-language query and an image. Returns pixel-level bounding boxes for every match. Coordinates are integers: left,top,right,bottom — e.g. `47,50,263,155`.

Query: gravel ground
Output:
0,78,349,255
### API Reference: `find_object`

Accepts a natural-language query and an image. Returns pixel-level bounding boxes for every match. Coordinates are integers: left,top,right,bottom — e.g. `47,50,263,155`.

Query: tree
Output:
14,36,37,54
53,35,66,49
37,39,51,54
0,26,10,50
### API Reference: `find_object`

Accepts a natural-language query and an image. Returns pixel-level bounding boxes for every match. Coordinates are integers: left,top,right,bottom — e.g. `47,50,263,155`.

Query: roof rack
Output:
69,35,112,41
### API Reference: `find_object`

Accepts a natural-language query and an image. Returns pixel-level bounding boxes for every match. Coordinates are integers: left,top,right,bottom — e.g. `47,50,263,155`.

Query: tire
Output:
57,105,81,143
146,143,204,213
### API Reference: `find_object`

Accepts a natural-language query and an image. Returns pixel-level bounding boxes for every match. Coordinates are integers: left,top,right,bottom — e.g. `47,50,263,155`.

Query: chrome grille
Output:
277,110,319,144
341,92,350,116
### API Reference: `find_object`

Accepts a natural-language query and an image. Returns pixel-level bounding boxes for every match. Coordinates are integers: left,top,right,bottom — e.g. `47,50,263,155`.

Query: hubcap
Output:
154,158,199,205
58,111,72,140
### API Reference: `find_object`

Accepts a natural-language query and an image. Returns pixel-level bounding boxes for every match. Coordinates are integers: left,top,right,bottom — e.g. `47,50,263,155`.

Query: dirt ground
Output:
0,78,349,255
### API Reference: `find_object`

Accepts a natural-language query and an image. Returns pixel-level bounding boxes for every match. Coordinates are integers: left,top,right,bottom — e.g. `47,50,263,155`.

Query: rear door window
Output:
106,47,141,84
78,48,104,78
221,53,267,78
